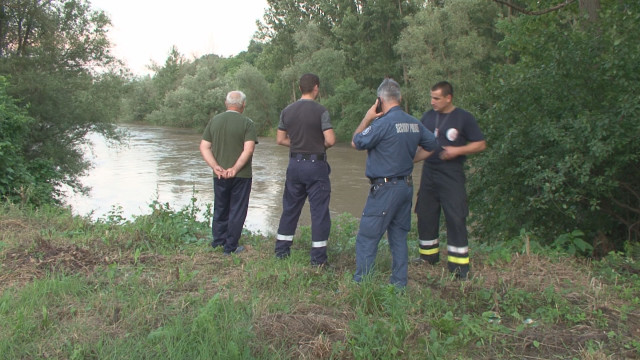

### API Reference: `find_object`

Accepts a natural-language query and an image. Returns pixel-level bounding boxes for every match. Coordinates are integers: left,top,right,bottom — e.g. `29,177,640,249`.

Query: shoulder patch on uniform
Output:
361,126,372,136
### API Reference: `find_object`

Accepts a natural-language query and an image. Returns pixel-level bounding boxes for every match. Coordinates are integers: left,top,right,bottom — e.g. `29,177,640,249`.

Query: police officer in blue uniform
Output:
352,78,440,288
275,73,336,266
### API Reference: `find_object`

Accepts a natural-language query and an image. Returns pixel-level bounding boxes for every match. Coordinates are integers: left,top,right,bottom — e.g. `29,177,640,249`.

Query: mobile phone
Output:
375,97,382,113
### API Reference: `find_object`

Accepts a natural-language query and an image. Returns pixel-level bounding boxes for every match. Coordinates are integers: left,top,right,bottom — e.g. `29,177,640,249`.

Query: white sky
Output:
90,0,269,75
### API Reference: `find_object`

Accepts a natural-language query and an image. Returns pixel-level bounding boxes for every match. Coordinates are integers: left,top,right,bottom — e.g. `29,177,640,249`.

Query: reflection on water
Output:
66,123,422,235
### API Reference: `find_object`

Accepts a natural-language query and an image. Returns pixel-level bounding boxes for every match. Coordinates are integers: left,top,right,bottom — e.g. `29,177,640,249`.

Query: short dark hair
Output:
299,73,320,94
432,81,453,97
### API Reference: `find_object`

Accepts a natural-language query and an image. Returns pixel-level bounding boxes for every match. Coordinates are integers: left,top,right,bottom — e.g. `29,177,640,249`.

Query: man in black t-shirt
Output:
414,81,486,279
274,73,335,266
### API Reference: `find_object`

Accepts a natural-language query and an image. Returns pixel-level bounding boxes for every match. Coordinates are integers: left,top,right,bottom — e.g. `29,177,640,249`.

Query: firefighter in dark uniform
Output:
275,73,336,266
414,81,486,279
352,78,440,288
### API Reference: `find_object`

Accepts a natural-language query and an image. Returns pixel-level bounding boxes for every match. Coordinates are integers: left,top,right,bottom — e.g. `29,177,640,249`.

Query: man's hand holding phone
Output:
375,97,383,114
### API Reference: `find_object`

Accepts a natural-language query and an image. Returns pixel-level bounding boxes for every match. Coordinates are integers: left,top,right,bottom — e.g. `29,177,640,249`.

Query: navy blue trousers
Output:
354,178,413,288
275,156,331,265
211,177,252,253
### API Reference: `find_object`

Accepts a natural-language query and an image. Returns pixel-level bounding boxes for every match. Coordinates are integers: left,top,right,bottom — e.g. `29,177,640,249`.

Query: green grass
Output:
1,202,639,359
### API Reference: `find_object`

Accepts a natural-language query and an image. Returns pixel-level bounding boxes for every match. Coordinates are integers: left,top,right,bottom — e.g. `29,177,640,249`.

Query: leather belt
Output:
369,175,412,184
290,152,326,161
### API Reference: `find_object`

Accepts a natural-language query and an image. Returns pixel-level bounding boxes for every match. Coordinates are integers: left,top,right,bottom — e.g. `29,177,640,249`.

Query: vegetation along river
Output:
66,123,423,235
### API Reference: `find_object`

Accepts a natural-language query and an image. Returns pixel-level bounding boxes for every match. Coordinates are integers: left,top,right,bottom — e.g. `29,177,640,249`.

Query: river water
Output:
65,123,422,235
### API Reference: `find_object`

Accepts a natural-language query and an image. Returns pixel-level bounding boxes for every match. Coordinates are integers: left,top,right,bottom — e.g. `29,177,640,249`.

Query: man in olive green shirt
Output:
200,90,257,254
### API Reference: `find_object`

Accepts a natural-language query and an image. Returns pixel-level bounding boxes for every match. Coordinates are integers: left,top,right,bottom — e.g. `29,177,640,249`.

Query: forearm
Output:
455,140,487,157
231,150,252,173
414,147,433,162
199,141,219,169
323,129,336,149
351,115,376,148
354,116,375,137
228,141,256,176
441,140,486,160
276,130,290,147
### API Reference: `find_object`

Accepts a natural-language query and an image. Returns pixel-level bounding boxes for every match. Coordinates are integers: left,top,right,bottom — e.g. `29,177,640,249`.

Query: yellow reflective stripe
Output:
419,248,439,255
448,255,470,265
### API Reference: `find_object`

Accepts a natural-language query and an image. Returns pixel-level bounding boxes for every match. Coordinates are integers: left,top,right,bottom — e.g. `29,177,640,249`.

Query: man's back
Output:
279,99,329,154
203,111,255,178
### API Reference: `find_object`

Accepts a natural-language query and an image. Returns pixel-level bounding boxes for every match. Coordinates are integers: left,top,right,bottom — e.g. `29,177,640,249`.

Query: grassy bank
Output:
1,202,639,359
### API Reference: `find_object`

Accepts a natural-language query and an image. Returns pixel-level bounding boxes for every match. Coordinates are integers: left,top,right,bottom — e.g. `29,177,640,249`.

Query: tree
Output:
396,0,503,115
231,63,276,134
0,0,124,203
332,0,420,90
469,0,640,249
0,76,53,204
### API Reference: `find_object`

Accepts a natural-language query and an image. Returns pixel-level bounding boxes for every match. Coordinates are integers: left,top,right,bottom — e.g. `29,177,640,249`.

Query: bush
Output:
469,3,640,249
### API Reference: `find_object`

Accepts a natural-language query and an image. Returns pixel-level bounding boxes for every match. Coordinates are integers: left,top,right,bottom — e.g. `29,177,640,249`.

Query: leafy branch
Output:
492,0,577,15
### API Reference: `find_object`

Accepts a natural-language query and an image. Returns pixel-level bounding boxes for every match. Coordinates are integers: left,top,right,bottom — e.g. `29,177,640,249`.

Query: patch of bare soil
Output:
1,237,104,292
254,304,353,359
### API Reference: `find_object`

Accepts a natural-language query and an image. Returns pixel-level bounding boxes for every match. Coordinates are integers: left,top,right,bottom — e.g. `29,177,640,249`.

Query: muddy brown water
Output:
65,123,422,234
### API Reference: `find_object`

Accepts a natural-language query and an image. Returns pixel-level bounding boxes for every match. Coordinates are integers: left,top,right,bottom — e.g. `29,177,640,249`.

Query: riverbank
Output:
1,202,639,359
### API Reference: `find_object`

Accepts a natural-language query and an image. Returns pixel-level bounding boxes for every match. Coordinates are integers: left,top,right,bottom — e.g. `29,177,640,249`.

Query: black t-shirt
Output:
420,107,484,165
278,99,332,154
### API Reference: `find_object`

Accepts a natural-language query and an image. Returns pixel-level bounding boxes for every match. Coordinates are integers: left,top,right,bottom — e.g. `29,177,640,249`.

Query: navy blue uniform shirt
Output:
420,107,484,165
353,106,439,179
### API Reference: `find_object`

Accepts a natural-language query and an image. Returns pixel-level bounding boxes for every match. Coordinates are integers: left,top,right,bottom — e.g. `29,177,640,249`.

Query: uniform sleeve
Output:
353,121,385,150
277,111,286,131
321,110,332,131
464,113,484,142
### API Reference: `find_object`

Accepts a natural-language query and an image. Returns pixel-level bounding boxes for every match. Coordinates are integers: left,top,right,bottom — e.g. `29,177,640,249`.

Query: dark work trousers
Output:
211,176,252,254
275,156,331,265
354,177,413,288
415,161,470,276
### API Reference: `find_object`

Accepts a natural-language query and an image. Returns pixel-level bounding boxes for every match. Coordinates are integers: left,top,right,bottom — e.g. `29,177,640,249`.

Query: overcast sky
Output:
90,0,269,75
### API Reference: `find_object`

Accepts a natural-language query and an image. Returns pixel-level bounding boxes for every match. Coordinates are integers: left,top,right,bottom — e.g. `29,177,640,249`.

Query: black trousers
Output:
415,162,469,275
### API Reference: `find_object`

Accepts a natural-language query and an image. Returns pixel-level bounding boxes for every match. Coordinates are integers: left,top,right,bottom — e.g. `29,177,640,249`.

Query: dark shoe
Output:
223,245,245,255
211,242,224,249
453,270,470,281
312,262,332,270
411,257,439,265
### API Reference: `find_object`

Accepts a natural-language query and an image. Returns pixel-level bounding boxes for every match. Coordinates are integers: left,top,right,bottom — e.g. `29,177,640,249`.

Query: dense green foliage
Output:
123,0,501,138
0,77,50,204
469,0,640,249
396,0,503,112
0,0,124,203
1,0,638,253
